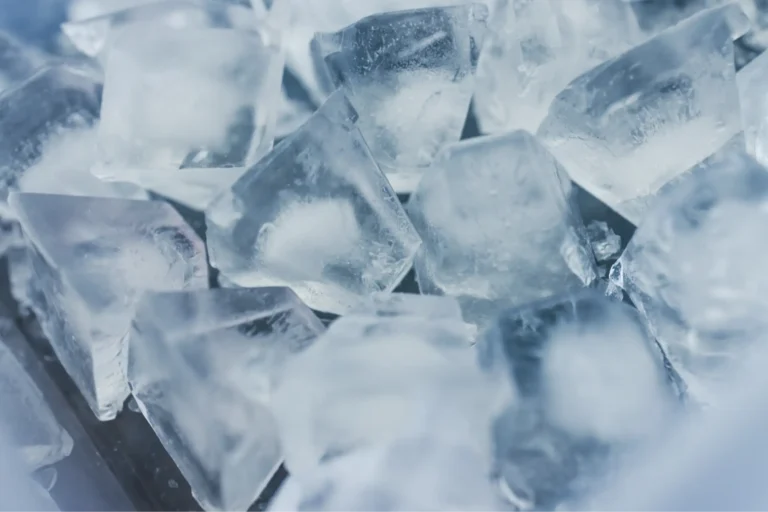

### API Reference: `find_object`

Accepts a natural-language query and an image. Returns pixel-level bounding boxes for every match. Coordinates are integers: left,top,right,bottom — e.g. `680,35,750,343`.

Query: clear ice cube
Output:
610,149,768,404
478,290,678,510
93,25,283,210
206,91,422,314
9,192,209,420
128,287,324,511
406,130,598,323
62,0,258,62
474,0,642,135
312,4,488,193
537,5,748,225
0,66,102,220
271,312,499,479
0,335,73,470
0,31,45,94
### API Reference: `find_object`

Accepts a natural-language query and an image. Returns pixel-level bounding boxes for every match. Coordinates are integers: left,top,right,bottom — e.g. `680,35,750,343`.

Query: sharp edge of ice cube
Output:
205,90,422,315
537,4,745,226
9,192,209,421
311,3,489,193
129,286,323,511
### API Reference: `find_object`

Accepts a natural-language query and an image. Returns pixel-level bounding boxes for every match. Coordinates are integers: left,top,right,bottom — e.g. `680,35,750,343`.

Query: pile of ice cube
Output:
4,0,768,509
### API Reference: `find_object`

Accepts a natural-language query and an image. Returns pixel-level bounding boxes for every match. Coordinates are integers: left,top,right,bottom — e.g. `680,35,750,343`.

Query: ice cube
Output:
586,220,622,262
9,192,209,420
206,91,422,314
478,290,678,510
474,0,641,135
406,130,598,323
0,66,101,220
312,4,488,193
0,31,46,94
271,311,500,478
128,287,323,511
0,335,73,470
610,149,768,404
93,25,283,210
538,5,747,225
62,0,258,62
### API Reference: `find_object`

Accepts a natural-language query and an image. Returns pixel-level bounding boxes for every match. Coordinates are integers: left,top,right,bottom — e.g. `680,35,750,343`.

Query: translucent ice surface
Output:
312,4,488,192
0,66,102,219
0,31,45,94
129,287,324,511
407,130,598,323
478,290,678,510
62,0,257,62
0,335,73,470
586,220,622,262
538,5,748,225
611,150,768,404
10,192,208,420
206,92,421,314
0,422,60,511
474,0,642,134
737,45,768,163
94,25,283,209
271,311,501,479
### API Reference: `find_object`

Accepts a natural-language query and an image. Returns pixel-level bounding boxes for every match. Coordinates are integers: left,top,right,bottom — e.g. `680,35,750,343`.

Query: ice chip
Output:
407,130,598,323
94,25,283,210
129,287,323,511
10,192,208,420
312,4,488,192
611,150,768,404
478,290,678,509
586,220,622,262
474,0,642,134
206,91,422,314
538,5,745,225
0,336,73,470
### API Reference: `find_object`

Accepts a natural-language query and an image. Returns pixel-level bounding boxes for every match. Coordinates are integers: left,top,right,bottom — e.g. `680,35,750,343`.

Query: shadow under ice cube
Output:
129,287,324,511
9,192,209,420
206,91,421,314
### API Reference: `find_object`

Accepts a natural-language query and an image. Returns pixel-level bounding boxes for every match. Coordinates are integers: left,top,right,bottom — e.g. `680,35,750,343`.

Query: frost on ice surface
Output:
206,91,421,314
312,4,488,193
407,130,597,323
478,290,677,510
94,25,283,209
129,287,323,511
611,149,768,404
538,5,747,225
10,192,208,420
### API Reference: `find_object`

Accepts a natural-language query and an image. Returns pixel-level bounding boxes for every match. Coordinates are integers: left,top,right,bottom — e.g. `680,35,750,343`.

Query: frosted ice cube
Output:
478,290,677,509
0,66,101,220
10,192,209,420
538,5,748,225
0,335,73,470
407,130,598,322
206,91,421,314
94,25,283,210
0,31,46,94
474,0,641,135
586,220,622,262
271,312,500,478
312,4,488,193
62,0,258,62
129,287,323,511
610,150,768,404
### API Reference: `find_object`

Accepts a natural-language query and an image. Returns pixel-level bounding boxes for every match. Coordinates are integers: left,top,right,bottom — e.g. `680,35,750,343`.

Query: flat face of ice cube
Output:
206,91,422,314
95,26,283,207
611,150,768,403
0,66,101,218
271,312,493,479
10,192,208,420
407,130,597,319
0,337,73,470
474,0,641,134
129,287,323,511
313,4,488,192
538,6,744,225
63,0,257,59
478,290,677,509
